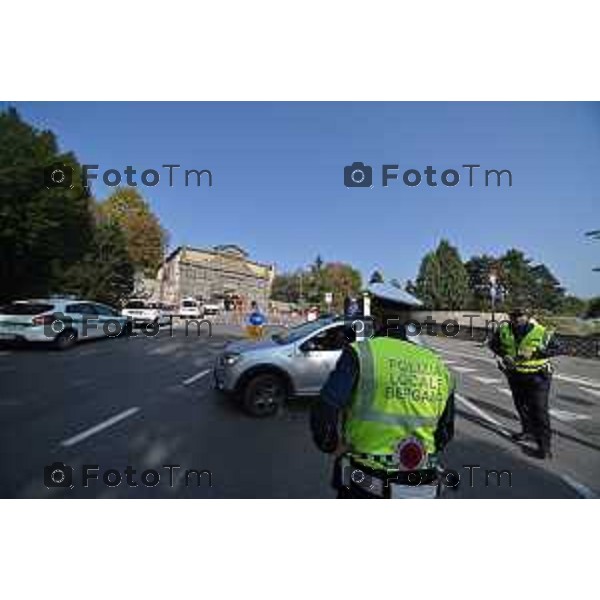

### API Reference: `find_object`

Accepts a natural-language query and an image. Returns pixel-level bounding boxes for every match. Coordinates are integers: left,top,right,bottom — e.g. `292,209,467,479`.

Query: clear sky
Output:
5,101,600,297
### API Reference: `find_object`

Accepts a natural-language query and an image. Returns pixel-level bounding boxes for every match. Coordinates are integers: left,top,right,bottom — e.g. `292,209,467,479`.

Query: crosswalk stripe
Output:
451,366,478,374
578,386,600,399
555,374,600,390
471,376,502,385
550,408,591,422
495,387,512,396
455,393,511,435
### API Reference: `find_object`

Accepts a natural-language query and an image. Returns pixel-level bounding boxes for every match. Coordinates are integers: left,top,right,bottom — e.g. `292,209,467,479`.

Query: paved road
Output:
0,325,598,498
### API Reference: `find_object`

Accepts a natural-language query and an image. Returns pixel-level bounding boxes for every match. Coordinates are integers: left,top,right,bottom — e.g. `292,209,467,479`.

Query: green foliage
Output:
0,107,94,301
59,216,134,306
415,242,569,314
560,295,588,317
99,187,167,277
414,240,469,309
435,240,470,309
415,252,441,309
270,271,302,304
464,254,501,311
586,296,600,319
270,256,362,313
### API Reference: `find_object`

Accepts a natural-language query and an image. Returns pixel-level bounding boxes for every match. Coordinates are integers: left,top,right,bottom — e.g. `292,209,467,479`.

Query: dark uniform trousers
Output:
507,371,552,451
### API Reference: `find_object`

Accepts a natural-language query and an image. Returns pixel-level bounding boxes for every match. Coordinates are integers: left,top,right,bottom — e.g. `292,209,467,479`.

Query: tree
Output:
369,270,384,284
529,263,565,313
465,254,502,311
98,187,167,277
270,258,362,313
270,272,301,304
586,297,600,319
0,107,94,301
415,252,441,309
59,214,134,306
435,240,470,310
319,262,362,313
498,249,537,310
561,295,587,317
414,240,469,309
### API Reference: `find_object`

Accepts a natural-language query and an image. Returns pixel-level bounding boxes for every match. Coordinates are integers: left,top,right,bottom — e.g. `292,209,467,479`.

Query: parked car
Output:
214,317,360,416
202,300,222,317
0,297,129,349
122,299,170,326
179,298,203,319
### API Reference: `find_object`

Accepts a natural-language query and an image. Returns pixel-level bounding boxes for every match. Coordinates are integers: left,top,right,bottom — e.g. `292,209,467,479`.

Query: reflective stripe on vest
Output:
498,321,551,374
344,338,451,470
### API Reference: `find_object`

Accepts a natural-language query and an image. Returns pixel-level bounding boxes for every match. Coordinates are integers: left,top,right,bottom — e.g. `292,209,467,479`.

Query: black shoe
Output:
531,446,553,460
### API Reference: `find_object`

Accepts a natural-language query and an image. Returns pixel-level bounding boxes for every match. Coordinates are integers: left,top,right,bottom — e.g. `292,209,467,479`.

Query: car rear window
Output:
182,301,197,307
125,301,147,309
0,303,54,315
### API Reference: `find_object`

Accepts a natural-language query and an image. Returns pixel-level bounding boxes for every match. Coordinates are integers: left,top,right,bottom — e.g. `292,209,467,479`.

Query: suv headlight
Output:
223,353,241,366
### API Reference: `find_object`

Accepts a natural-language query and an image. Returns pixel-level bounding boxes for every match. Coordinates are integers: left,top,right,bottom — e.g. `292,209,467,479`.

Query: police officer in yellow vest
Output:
489,307,558,459
310,315,454,498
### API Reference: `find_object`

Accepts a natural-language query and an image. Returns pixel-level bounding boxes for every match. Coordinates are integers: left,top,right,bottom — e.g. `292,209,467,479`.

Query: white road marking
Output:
60,407,140,448
451,366,478,374
549,408,591,422
443,360,458,365
555,374,600,390
428,347,496,365
558,474,598,499
0,351,12,356
455,393,511,436
182,368,212,386
471,376,502,385
495,387,512,397
577,386,600,399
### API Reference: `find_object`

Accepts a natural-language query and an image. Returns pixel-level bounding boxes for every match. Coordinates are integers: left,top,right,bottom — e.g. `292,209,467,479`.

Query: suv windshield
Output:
125,301,147,309
276,318,334,344
0,302,54,315
182,301,197,307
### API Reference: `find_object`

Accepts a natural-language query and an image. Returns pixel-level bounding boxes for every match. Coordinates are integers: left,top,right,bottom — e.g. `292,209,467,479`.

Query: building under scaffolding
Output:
157,244,275,309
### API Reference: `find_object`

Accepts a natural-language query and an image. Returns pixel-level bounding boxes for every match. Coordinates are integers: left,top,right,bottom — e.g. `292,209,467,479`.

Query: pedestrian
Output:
246,301,266,340
310,308,455,498
489,307,560,459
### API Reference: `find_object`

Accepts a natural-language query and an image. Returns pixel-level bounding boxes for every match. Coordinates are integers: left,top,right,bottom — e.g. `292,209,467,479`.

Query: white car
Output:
202,300,222,317
179,298,203,319
0,297,129,349
122,299,170,326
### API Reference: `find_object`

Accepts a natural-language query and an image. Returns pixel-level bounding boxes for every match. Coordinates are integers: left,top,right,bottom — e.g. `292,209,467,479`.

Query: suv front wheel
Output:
242,372,287,417
53,328,78,350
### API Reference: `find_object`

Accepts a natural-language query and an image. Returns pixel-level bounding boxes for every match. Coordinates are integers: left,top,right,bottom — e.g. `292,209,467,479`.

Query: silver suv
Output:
214,317,360,416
